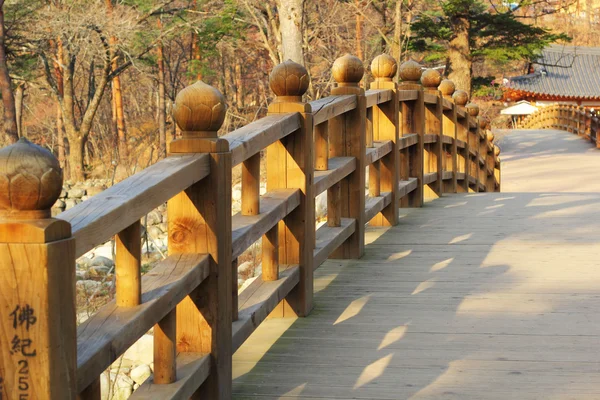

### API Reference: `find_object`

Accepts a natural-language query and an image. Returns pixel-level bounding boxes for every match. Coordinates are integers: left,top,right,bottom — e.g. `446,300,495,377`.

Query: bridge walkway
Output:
232,129,600,399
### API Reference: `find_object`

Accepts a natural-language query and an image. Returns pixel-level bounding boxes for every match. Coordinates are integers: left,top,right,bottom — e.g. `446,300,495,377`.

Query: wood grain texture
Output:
116,221,141,307
60,153,210,258
130,353,210,400
232,133,600,397
76,254,209,392
311,95,357,125
313,157,356,195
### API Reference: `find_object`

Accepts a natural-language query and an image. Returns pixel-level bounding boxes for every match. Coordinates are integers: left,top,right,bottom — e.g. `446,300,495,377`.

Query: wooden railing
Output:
0,54,500,399
520,103,600,147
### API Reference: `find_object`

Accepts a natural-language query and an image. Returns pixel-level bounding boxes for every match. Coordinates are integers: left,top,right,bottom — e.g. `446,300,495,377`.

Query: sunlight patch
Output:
430,258,454,272
449,233,472,244
279,383,307,397
353,354,394,389
445,201,467,208
334,295,370,325
387,249,412,261
378,325,407,350
411,279,436,295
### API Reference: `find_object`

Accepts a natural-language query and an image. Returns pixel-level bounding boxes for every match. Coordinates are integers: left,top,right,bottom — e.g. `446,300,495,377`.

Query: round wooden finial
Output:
438,79,455,97
420,69,442,89
332,54,364,86
466,103,480,117
0,138,63,220
371,54,397,81
487,131,495,142
452,90,469,106
398,60,422,82
172,81,227,136
269,60,310,99
494,145,501,156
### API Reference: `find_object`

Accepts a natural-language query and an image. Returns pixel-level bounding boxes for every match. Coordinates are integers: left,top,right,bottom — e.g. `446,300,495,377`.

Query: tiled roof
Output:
506,45,600,99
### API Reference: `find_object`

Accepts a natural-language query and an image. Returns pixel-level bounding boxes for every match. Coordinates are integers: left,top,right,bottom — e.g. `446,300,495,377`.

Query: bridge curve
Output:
233,128,600,399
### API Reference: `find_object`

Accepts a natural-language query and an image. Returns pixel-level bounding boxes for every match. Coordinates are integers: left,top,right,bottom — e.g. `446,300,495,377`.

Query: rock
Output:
232,188,242,201
130,364,152,385
86,186,105,196
64,199,78,210
158,222,168,233
53,199,66,209
238,261,254,275
76,280,101,291
51,208,62,217
315,192,327,219
122,334,154,365
68,188,86,198
91,256,115,268
81,195,89,201
108,373,134,400
77,256,93,269
148,225,163,238
89,265,111,277
60,189,67,198
75,270,89,281
146,210,162,225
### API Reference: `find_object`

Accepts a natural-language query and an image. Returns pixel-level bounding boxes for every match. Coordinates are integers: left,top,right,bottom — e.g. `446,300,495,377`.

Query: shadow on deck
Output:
232,129,600,400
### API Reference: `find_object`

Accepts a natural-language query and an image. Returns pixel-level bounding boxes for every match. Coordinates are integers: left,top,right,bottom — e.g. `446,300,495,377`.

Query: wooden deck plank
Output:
232,129,600,399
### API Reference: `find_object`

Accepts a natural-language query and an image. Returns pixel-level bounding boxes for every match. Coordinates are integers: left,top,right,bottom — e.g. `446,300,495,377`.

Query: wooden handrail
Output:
519,103,600,148
0,54,500,400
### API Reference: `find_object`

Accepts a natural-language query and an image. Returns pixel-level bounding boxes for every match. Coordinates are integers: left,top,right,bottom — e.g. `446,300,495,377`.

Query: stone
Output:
53,199,65,209
76,280,101,291
75,270,89,281
146,210,162,225
86,186,105,196
91,256,115,268
68,188,86,198
238,261,254,275
232,187,242,201
78,256,93,269
60,189,67,198
122,334,154,366
130,364,152,385
108,373,134,400
158,222,168,233
64,199,78,210
148,225,163,238
89,265,111,277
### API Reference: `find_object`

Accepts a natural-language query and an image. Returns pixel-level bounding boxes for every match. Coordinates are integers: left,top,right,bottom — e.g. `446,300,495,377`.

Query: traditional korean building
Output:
503,45,600,107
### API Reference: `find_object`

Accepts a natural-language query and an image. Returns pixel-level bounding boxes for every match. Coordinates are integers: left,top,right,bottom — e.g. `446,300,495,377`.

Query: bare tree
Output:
0,0,18,144
278,0,305,64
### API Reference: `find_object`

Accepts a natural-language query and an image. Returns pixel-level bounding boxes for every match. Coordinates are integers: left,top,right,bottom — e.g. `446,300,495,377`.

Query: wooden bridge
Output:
0,55,598,400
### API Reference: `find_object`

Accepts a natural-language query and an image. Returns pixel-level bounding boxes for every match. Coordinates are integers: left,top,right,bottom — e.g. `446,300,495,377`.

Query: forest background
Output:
0,0,594,182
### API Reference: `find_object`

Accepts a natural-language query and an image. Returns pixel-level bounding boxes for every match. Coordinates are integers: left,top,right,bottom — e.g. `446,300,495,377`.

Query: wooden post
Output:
169,81,232,399
421,69,443,199
485,130,496,192
369,54,399,226
453,90,469,193
0,138,76,399
116,221,141,307
266,60,314,317
494,145,501,192
329,54,366,258
439,79,458,193
398,60,424,207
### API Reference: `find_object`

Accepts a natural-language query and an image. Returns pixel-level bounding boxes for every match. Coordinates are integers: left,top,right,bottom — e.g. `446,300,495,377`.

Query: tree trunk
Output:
157,34,166,158
15,83,24,137
235,59,243,109
105,0,127,161
585,0,592,45
448,15,472,94
392,0,402,63
0,3,18,144
278,0,305,64
68,133,85,181
56,102,65,168
355,0,363,60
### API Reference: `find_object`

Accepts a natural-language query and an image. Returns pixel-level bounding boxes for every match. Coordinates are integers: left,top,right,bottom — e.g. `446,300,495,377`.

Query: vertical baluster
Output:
315,122,329,171
327,181,342,227
116,221,141,307
466,102,480,192
262,226,279,281
154,309,176,384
